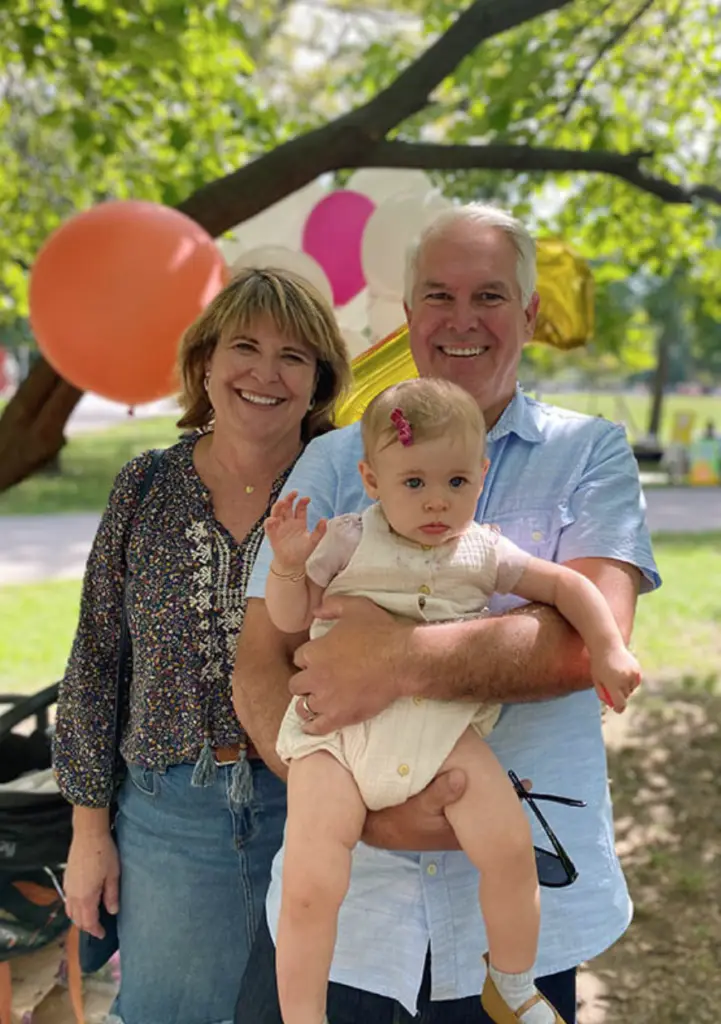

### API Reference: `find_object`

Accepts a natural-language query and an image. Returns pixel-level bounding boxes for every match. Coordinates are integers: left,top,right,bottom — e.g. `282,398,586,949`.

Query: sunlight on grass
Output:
0,417,181,515
1,535,718,696
0,579,82,693
633,533,721,684
535,391,721,444
1,392,721,517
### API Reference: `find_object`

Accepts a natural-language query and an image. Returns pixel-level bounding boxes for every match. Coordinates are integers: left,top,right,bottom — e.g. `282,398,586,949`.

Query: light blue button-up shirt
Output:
246,388,660,1014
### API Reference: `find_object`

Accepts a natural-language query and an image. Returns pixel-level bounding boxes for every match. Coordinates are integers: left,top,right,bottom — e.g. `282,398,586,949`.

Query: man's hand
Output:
361,772,534,851
362,770,466,851
291,595,413,734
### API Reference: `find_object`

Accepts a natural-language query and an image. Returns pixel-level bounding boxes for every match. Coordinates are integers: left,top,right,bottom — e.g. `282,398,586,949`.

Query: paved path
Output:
0,488,718,586
0,513,101,584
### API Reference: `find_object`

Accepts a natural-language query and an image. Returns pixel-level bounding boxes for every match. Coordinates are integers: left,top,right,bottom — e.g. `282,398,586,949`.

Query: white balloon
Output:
217,181,328,263
336,289,369,332
368,294,406,343
347,169,433,206
230,246,333,305
341,328,370,359
361,191,452,300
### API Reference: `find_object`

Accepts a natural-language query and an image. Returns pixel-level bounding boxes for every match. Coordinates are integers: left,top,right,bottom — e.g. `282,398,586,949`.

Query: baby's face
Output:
364,431,488,546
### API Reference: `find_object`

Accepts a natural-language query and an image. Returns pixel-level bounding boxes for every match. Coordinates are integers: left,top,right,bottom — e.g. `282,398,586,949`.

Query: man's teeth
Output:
440,346,489,357
239,391,282,406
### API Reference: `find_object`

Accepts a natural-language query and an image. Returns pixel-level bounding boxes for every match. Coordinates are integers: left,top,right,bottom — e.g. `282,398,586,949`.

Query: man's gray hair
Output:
403,203,537,308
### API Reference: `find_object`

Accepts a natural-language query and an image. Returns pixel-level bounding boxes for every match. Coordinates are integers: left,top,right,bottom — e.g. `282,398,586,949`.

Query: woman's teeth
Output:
239,391,282,405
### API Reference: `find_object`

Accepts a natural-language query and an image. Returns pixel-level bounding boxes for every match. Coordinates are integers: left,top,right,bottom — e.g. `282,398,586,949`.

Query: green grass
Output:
1,391,720,516
0,417,181,515
0,579,81,693
633,532,721,685
534,391,721,446
1,534,718,696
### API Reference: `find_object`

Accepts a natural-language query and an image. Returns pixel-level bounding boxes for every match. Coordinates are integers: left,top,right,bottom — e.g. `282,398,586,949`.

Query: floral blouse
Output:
53,433,292,807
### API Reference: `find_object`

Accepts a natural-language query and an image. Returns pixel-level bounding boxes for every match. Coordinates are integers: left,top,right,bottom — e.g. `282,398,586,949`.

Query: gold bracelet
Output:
270,563,306,583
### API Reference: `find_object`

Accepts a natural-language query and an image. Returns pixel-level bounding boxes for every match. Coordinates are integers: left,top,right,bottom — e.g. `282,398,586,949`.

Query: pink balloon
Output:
302,191,375,305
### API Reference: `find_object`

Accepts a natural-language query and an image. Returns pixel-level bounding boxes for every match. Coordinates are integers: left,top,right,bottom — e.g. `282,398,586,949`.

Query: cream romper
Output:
276,502,531,811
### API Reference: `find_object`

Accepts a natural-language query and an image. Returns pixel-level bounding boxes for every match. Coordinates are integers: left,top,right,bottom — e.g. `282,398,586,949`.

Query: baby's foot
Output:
482,964,566,1023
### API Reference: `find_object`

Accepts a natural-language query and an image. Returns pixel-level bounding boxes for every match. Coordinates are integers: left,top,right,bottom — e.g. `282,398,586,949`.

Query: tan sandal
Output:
481,956,569,1024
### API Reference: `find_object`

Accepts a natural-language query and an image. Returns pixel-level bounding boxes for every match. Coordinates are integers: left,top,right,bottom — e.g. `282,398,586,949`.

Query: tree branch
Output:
359,140,721,207
178,0,574,234
559,0,657,119
359,0,573,132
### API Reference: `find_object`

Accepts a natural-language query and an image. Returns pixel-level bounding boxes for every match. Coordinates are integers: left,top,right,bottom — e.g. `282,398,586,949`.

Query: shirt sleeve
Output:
493,534,532,594
52,451,157,807
306,515,362,587
556,422,660,594
247,434,343,600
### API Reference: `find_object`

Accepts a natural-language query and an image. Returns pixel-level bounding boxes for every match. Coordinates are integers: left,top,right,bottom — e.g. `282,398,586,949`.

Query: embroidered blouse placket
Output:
53,433,294,809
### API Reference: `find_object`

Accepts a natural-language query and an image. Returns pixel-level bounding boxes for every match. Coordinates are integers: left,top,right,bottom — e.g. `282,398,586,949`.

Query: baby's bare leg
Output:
277,751,366,1024
442,728,539,974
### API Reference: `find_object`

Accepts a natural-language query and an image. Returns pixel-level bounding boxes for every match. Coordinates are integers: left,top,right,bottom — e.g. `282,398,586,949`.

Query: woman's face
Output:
205,314,318,445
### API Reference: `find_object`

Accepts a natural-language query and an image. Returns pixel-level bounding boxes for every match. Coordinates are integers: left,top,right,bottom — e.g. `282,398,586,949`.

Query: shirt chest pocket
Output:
487,509,556,560
484,505,575,612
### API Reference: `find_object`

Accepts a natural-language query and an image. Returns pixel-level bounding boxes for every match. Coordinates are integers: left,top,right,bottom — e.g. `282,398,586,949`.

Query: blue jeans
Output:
110,760,286,1024
236,915,577,1022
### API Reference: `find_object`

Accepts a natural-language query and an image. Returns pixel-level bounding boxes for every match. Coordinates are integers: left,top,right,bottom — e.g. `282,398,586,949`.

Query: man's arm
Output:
292,557,641,735
412,556,640,702
232,598,307,779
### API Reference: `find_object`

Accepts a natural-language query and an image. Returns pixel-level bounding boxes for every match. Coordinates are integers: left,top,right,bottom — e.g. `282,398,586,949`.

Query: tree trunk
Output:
0,361,81,491
647,328,670,440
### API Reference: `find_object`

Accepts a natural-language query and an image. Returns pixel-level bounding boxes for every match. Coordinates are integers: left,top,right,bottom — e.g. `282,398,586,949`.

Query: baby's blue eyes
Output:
403,477,468,490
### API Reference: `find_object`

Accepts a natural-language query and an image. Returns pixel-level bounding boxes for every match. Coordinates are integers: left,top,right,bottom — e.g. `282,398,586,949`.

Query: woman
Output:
53,268,352,1024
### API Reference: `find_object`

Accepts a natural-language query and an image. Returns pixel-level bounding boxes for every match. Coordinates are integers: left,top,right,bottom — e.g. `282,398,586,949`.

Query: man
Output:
233,204,660,1023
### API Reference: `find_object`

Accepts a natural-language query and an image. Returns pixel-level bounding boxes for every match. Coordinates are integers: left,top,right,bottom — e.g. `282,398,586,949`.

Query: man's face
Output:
405,222,539,427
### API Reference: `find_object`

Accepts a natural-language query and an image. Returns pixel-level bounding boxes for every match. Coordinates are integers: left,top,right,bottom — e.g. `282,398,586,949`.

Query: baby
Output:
264,377,641,1024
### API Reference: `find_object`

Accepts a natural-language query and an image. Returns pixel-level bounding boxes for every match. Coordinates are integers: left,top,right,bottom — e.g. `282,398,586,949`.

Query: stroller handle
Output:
0,683,59,743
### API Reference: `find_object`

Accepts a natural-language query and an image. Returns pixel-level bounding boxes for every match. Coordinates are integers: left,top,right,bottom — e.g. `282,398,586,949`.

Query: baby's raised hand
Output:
263,491,327,571
591,645,642,713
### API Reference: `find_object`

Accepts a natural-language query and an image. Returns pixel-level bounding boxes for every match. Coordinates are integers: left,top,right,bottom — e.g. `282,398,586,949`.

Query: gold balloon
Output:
335,238,593,428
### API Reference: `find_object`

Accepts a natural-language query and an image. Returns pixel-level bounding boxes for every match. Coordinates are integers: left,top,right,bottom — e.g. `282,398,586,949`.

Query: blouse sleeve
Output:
493,534,532,595
52,451,157,807
306,514,362,588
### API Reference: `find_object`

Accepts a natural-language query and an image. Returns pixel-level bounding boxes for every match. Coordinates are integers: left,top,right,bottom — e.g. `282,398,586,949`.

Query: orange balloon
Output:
29,200,228,404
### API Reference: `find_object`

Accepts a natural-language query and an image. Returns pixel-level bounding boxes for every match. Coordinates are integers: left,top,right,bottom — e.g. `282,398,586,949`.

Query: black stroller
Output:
0,684,82,1021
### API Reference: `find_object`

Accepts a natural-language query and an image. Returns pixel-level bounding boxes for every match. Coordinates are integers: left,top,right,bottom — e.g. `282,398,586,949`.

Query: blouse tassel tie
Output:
229,740,254,806
191,726,218,788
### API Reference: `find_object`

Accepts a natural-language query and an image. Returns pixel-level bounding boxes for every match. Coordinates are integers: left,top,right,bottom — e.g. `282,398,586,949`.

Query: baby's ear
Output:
358,460,379,499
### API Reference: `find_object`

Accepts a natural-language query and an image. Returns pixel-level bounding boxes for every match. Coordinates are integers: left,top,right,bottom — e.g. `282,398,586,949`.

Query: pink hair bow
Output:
390,407,413,447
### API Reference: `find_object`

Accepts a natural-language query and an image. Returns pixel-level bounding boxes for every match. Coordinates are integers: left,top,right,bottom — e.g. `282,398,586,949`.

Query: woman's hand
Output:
64,828,120,939
263,491,327,572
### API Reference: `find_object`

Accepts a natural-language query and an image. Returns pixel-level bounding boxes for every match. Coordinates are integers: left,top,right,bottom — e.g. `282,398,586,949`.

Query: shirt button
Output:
426,863,438,876
418,584,431,595
413,695,424,705
531,530,543,541
397,763,410,777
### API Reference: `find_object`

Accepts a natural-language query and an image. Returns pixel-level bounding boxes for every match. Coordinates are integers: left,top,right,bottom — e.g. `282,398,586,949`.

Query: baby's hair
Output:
361,378,486,461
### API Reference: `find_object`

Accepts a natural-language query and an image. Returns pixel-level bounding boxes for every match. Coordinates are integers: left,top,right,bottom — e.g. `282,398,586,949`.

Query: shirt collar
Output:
486,385,544,445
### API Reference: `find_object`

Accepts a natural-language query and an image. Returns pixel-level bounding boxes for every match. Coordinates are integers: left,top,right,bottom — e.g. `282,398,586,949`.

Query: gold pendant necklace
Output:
245,485,254,495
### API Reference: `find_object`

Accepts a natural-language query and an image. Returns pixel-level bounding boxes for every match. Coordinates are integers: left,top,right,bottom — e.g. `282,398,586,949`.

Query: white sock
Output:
488,965,555,1023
